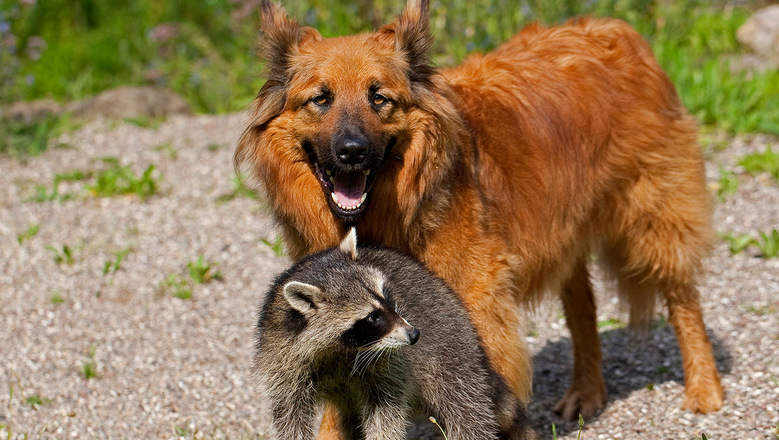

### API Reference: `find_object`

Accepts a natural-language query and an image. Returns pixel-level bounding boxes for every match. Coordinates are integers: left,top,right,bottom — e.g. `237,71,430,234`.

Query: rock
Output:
65,86,191,120
736,5,779,65
5,98,63,124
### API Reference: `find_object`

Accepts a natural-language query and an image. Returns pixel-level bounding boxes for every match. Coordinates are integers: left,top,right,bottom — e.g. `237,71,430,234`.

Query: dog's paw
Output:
553,384,606,421
681,381,724,414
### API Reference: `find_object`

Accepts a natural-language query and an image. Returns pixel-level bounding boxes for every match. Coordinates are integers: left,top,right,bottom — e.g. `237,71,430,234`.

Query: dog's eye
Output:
372,94,388,106
311,95,329,106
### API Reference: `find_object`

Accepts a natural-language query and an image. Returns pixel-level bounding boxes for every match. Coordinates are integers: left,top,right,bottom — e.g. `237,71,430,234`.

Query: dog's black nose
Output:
408,327,420,345
337,136,369,165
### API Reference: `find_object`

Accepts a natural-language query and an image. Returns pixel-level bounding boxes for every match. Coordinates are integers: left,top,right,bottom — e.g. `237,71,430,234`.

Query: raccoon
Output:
254,229,534,440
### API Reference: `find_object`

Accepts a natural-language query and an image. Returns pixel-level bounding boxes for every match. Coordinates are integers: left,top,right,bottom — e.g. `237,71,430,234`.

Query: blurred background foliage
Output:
0,0,778,133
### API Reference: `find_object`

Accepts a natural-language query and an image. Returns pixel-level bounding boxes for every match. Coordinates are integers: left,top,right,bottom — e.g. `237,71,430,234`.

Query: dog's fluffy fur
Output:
237,0,724,430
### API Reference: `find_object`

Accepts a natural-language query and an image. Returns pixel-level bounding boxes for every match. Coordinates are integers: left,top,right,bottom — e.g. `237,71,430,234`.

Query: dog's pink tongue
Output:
332,171,366,208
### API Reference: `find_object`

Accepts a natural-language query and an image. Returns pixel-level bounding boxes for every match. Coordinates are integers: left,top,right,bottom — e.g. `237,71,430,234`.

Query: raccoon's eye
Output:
366,311,380,324
371,93,388,107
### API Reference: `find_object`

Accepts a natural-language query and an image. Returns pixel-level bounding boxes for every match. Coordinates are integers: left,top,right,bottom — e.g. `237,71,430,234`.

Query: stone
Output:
736,5,779,64
5,98,62,124
65,86,191,120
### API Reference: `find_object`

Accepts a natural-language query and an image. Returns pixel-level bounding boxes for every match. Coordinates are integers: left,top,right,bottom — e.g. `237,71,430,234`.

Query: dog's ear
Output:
254,1,322,125
375,0,434,84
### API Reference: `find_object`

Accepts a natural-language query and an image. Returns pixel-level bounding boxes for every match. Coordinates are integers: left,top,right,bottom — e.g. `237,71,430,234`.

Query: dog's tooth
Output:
360,193,367,204
365,170,370,176
331,193,338,204
329,177,335,184
326,169,332,176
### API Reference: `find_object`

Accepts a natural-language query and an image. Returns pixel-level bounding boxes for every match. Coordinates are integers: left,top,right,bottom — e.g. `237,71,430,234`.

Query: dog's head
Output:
243,0,438,221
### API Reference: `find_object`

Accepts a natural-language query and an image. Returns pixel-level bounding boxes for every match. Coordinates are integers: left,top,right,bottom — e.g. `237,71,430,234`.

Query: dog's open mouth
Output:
313,161,378,218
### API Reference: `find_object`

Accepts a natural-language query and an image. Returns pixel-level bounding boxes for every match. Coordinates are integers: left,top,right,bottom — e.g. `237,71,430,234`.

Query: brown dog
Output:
237,0,724,432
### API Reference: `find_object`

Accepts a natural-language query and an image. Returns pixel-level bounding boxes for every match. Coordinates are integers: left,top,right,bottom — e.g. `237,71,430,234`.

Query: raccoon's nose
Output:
408,327,420,345
336,136,369,165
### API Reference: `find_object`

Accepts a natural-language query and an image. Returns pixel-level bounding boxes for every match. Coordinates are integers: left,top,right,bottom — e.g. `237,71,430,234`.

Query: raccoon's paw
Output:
553,383,606,421
681,380,724,414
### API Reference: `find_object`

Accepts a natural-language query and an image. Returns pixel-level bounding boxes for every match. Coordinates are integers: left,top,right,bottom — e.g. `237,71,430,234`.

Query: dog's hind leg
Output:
554,260,606,420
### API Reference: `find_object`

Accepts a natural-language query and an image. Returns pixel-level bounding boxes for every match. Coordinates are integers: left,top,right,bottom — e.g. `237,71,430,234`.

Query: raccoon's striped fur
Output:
254,229,534,440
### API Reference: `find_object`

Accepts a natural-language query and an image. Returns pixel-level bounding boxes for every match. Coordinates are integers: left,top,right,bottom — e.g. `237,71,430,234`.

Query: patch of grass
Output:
17,224,40,244
87,157,161,200
162,274,193,300
124,115,166,129
0,114,80,156
216,175,257,203
206,142,223,151
102,247,131,274
738,146,779,180
716,168,738,202
153,142,178,159
722,230,779,258
50,292,65,304
187,255,222,284
756,230,779,258
597,318,626,329
261,236,284,258
27,168,91,202
82,346,98,379
656,366,669,373
25,395,50,409
743,305,777,316
175,426,189,437
46,244,74,264
646,382,655,391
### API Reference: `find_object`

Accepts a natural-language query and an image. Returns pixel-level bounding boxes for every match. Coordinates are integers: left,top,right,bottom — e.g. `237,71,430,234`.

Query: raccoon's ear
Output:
283,281,322,315
375,0,434,84
339,228,359,260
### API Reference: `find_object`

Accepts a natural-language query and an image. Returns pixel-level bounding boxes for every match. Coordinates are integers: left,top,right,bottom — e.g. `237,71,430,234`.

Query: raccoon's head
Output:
282,229,420,353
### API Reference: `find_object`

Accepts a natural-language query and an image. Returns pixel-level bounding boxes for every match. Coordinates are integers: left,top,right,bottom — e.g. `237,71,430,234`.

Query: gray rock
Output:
65,86,191,120
5,98,63,124
736,5,779,66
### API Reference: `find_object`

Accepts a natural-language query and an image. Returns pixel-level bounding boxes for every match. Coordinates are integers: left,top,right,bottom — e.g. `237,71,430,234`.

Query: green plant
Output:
46,244,74,264
82,346,98,379
17,224,40,244
50,292,65,304
656,366,669,373
743,305,776,316
124,115,166,129
551,422,557,440
216,175,257,203
738,145,779,179
187,255,222,284
597,318,625,329
577,413,584,440
756,230,779,258
716,168,738,202
722,230,779,258
175,426,189,437
102,247,131,274
262,236,284,258
27,168,91,202
0,114,80,156
646,382,654,391
163,274,193,300
153,142,178,158
25,395,50,409
87,158,161,200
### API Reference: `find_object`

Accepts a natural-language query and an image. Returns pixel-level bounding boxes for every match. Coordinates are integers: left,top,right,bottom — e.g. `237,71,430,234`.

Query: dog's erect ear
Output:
339,228,359,260
253,1,322,126
283,281,323,315
259,1,322,81
375,0,434,84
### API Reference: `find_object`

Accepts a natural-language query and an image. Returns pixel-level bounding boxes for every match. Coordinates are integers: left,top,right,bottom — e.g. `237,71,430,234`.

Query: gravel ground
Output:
1,114,777,440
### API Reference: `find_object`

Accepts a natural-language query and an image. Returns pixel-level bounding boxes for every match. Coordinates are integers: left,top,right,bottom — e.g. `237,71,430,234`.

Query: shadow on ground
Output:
529,325,732,438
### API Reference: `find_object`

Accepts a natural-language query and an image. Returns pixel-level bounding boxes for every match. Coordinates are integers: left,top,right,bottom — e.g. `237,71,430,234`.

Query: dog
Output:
236,0,723,432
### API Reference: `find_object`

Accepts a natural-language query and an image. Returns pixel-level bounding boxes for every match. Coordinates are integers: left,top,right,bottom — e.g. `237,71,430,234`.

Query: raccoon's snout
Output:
408,327,420,345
